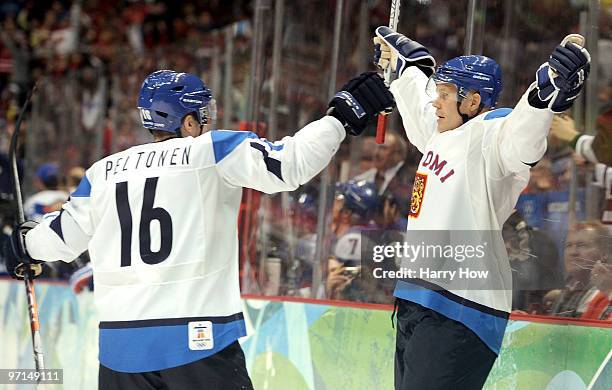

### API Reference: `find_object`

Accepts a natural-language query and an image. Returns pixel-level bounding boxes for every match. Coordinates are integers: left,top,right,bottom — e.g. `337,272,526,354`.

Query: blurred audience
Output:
353,131,408,195
326,180,394,304
545,222,610,320
503,210,563,313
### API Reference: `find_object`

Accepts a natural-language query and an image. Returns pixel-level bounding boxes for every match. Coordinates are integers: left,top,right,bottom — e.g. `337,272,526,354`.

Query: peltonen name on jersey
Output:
105,145,192,180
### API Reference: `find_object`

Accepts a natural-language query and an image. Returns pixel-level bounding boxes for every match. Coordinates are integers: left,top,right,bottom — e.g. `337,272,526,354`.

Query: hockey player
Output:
24,163,68,222
374,27,591,389
328,180,382,301
3,70,394,389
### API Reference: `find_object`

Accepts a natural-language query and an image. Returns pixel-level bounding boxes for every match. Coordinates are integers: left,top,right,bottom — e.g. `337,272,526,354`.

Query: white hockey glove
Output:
373,26,436,77
528,34,591,113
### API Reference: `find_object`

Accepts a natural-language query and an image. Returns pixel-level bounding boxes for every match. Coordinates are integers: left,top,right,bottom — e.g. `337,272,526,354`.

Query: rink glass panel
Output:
238,0,611,325
11,0,611,323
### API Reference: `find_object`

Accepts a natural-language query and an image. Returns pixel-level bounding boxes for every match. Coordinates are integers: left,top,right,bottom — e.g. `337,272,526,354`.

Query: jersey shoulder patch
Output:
210,130,257,163
484,108,513,120
71,175,92,197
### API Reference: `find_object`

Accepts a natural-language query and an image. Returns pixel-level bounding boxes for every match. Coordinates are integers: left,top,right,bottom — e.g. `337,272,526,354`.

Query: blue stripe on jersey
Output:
484,108,512,120
210,130,257,163
71,176,91,197
211,131,285,163
99,317,247,373
394,280,508,354
260,139,284,151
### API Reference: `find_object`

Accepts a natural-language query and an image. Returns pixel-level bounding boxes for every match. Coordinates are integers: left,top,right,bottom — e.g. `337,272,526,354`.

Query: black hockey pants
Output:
99,341,253,390
394,298,498,390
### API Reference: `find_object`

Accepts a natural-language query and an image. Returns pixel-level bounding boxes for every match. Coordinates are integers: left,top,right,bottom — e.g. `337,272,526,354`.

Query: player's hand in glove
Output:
328,72,395,136
1,221,43,280
373,26,436,77
528,34,591,113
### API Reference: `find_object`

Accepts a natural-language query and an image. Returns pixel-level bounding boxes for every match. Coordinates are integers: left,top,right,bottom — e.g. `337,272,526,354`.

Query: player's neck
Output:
154,134,179,143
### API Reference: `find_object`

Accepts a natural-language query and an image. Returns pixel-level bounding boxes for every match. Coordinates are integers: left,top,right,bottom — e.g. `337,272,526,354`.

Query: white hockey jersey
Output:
26,116,345,372
391,68,553,354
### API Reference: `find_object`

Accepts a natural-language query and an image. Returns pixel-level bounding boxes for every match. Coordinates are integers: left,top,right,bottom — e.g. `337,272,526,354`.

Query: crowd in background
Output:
0,0,610,321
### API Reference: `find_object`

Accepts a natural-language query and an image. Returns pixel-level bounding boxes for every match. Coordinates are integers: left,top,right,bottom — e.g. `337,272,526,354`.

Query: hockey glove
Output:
528,34,590,113
1,221,43,280
328,72,395,136
374,26,436,77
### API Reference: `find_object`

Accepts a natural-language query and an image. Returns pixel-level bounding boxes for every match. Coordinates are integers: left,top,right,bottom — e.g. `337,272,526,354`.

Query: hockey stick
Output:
8,83,45,373
375,0,401,144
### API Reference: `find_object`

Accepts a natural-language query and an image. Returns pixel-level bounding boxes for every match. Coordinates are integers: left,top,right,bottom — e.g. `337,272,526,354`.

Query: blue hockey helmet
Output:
339,180,379,219
296,192,317,214
36,163,59,188
430,55,503,108
137,70,216,133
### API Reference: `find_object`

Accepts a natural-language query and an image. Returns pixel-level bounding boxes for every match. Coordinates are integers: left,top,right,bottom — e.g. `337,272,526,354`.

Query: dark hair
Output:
148,129,177,138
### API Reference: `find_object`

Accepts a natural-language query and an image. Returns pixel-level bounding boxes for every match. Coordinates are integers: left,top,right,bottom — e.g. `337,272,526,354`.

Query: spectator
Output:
353,131,409,195
332,180,378,238
549,112,612,226
0,25,31,104
327,180,396,303
326,230,393,304
547,221,611,320
23,163,68,222
525,157,557,193
503,210,563,313
376,191,408,232
355,136,376,176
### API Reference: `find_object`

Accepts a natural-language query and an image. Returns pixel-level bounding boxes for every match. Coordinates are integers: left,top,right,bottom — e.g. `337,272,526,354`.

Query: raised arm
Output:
373,26,437,152
390,68,438,153
495,35,591,174
215,72,394,193
212,118,344,193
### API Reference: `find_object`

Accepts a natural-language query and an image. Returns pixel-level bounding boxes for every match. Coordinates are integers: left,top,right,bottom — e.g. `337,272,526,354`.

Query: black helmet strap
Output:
456,94,485,124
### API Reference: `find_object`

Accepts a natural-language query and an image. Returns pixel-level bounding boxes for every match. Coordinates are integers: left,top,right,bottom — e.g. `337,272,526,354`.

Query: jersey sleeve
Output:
489,86,554,176
575,135,598,164
389,67,438,153
25,173,95,262
211,116,346,193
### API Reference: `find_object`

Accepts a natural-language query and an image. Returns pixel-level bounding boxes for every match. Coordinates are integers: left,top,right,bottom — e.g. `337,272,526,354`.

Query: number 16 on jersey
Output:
115,177,173,267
